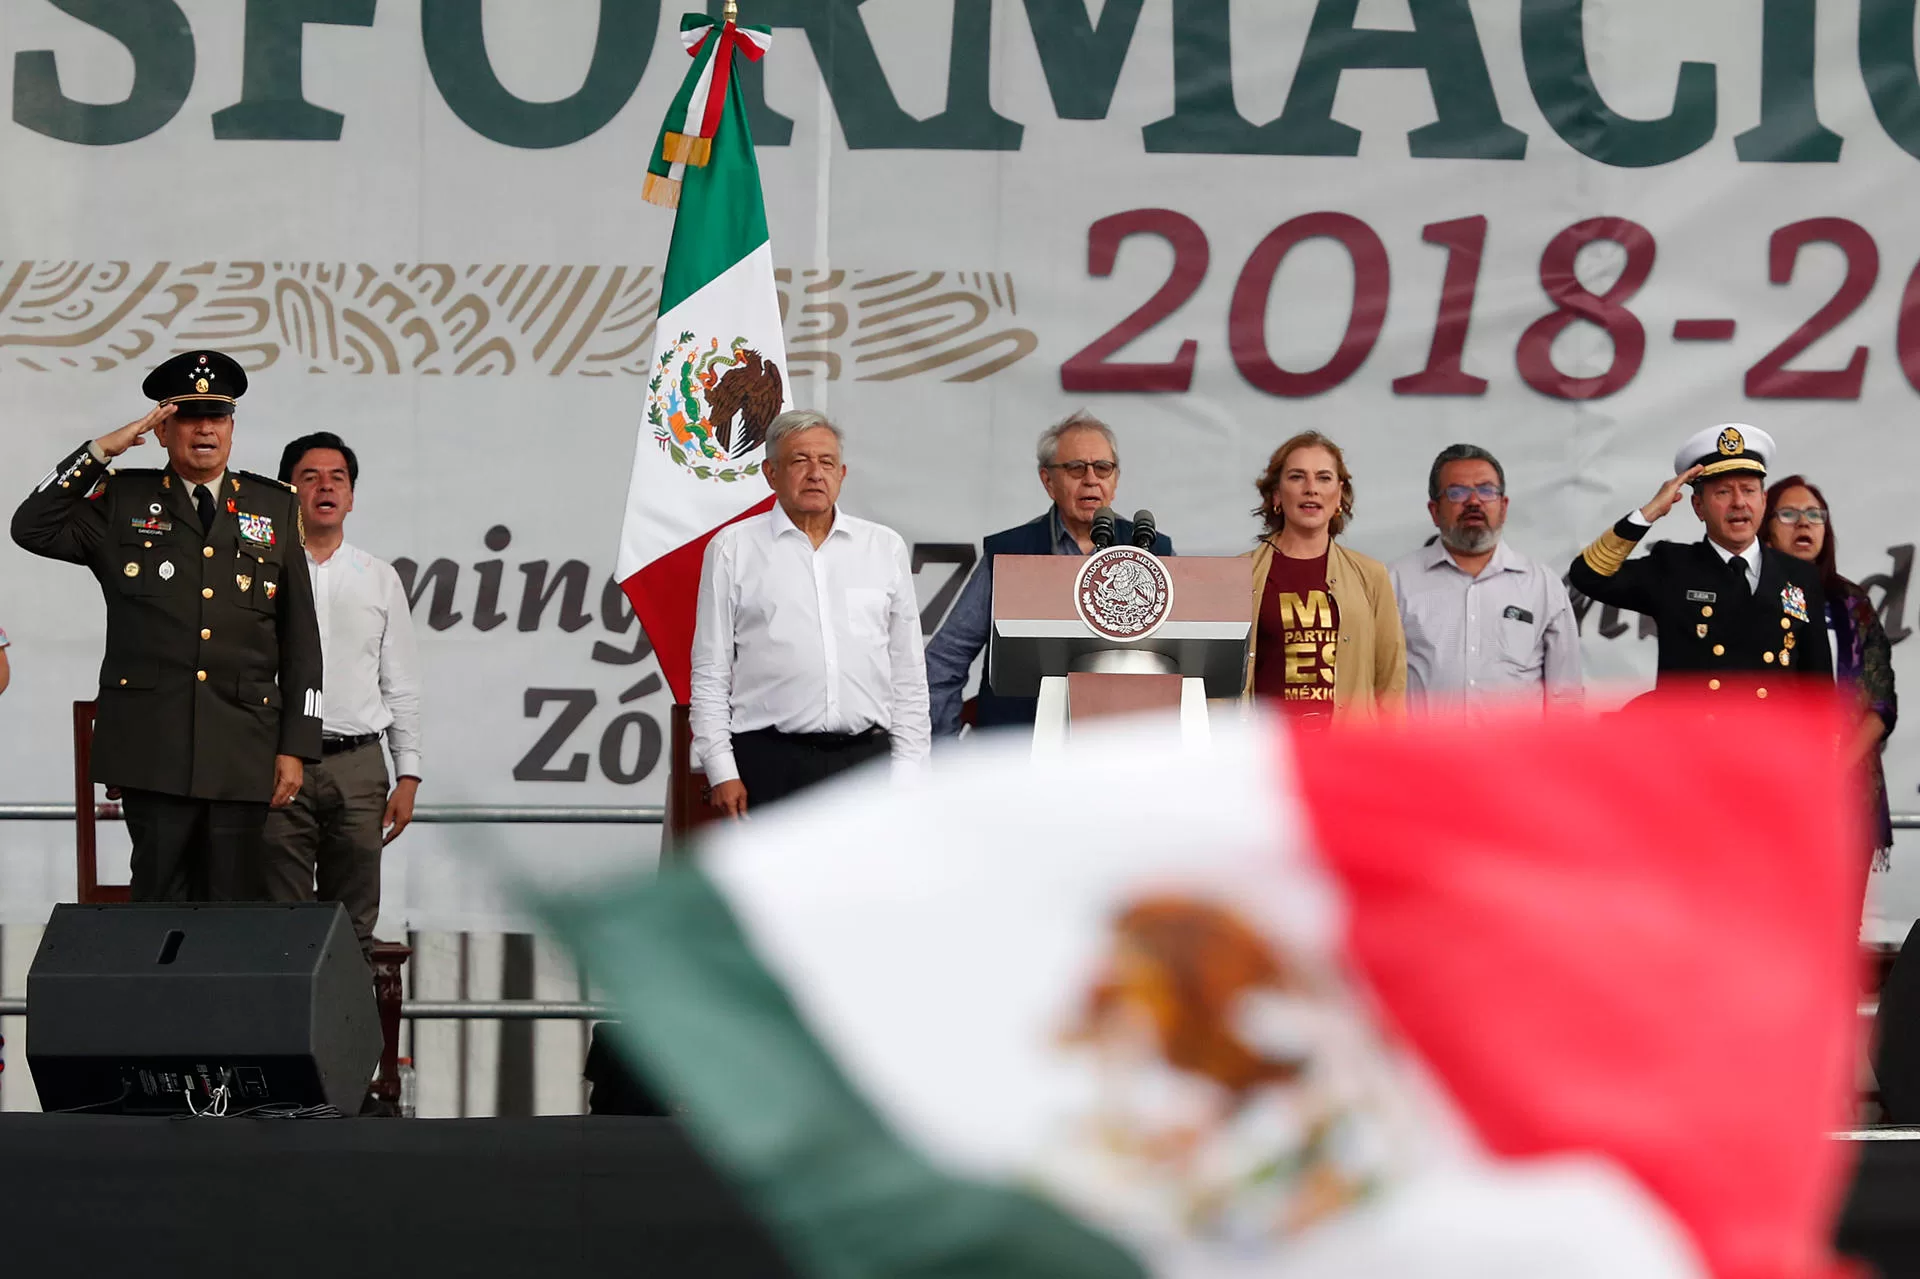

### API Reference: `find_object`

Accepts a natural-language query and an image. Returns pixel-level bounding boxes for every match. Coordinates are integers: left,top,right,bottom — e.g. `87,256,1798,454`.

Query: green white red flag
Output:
543,697,1863,1278
616,11,787,702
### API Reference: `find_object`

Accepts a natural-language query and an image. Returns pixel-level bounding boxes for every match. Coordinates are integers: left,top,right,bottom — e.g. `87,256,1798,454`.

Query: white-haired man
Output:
690,410,930,817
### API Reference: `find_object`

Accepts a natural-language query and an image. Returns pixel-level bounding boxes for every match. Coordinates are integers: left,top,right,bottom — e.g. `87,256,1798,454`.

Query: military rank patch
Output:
237,512,275,547
1781,584,1810,623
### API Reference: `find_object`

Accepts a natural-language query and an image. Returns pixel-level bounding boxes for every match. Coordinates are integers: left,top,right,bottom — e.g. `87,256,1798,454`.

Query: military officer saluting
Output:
11,351,323,901
1568,424,1832,696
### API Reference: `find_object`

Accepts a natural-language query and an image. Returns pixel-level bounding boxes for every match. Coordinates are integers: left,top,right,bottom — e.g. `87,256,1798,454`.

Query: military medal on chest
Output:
237,511,276,548
1780,584,1810,623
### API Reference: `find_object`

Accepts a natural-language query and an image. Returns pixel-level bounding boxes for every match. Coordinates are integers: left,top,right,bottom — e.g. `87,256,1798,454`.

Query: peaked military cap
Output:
142,350,247,418
1675,422,1774,482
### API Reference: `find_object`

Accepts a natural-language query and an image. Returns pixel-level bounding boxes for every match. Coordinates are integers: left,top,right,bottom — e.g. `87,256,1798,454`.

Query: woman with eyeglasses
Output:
1243,431,1405,725
1763,475,1898,869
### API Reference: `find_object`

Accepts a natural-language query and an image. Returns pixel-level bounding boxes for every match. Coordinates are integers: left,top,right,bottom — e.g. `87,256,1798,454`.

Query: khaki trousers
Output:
260,740,389,953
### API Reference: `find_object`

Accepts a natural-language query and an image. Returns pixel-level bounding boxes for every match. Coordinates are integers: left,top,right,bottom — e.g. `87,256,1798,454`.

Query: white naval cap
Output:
1674,423,1774,481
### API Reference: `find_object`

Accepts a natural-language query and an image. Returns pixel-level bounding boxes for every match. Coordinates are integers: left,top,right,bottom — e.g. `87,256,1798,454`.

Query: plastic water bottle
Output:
397,1057,417,1118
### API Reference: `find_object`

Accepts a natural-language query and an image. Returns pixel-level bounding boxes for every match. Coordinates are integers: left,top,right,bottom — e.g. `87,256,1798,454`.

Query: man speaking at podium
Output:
925,412,1175,737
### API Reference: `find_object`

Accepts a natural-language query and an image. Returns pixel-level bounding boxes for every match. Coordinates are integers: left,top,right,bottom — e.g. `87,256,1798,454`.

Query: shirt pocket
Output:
240,679,282,712
844,586,892,642
114,531,184,598
233,551,282,613
1495,606,1544,670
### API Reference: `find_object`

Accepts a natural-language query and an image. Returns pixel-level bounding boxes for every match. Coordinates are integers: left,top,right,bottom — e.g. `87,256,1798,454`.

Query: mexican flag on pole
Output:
542,697,1864,1279
616,10,788,703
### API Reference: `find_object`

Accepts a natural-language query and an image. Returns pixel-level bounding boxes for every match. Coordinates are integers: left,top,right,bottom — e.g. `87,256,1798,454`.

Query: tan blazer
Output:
1243,536,1407,719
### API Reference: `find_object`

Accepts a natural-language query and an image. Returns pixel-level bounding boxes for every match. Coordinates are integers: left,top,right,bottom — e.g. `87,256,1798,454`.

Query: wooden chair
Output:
71,701,128,904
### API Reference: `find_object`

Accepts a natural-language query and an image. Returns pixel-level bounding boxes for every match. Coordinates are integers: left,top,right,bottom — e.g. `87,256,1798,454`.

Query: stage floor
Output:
0,1114,794,1278
0,1115,1914,1277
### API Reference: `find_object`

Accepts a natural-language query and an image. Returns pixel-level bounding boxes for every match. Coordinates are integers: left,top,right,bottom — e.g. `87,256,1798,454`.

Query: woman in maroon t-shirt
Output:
1242,432,1406,724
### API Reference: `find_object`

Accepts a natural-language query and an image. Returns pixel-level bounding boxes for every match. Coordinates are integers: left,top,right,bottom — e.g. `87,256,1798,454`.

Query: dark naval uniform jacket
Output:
1567,515,1833,694
12,442,324,802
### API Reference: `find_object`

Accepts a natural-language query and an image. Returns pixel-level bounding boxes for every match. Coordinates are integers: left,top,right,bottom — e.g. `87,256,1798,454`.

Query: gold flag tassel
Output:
642,172,682,209
660,132,713,167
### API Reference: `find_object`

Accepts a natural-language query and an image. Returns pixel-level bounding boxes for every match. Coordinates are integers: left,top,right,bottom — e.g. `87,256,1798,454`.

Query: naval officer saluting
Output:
1567,424,1832,697
11,351,323,901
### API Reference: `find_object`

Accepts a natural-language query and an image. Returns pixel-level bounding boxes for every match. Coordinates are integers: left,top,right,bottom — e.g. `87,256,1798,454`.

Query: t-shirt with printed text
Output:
1254,550,1340,721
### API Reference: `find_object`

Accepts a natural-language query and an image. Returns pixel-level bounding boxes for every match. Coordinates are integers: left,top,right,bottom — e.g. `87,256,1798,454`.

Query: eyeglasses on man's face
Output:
1773,507,1828,525
1441,483,1505,503
1048,460,1117,479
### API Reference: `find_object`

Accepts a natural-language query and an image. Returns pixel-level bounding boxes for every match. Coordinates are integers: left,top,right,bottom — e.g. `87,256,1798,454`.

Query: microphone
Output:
1130,509,1158,550
1091,507,1116,550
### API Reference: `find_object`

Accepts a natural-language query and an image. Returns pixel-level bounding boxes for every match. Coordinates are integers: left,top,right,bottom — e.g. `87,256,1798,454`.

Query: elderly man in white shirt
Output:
691,409,929,817
260,432,422,954
1390,444,1582,714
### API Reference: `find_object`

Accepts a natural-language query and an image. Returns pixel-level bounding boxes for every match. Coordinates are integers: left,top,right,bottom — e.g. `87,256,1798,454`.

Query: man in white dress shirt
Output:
1390,444,1582,714
260,432,423,953
691,409,930,817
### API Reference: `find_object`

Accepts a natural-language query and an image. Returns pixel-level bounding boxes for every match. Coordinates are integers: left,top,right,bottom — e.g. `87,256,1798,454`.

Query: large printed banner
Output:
3,1,1920,931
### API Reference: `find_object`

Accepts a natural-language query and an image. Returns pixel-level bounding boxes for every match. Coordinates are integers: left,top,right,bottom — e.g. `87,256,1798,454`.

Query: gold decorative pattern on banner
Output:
0,261,1034,383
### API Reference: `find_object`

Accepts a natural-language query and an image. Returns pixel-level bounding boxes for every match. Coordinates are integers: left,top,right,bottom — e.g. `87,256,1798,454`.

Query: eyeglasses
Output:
1442,483,1505,502
1048,460,1117,479
1773,507,1827,525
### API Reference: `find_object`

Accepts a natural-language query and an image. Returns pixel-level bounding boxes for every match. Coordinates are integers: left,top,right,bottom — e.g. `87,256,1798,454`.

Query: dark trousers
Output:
730,727,892,811
120,788,270,902
260,740,389,955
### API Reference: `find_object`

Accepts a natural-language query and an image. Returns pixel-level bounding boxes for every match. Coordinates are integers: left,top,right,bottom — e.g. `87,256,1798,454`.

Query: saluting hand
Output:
271,754,303,808
1640,465,1704,523
93,403,176,459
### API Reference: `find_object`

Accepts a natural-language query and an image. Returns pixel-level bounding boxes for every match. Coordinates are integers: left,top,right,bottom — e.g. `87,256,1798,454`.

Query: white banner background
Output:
2,0,1918,935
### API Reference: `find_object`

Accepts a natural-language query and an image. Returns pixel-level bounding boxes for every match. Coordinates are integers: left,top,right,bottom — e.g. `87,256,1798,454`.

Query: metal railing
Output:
0,803,662,824
0,996,604,1019
0,805,1909,1027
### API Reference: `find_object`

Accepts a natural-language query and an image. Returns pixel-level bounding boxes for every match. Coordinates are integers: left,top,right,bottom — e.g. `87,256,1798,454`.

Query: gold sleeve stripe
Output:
1580,529,1635,577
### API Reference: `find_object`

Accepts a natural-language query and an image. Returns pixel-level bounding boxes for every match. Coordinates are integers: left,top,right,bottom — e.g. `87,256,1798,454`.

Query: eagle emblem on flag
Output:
648,333,784,482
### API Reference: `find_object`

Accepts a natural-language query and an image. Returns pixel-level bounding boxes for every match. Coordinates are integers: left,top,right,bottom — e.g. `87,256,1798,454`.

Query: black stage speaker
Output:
27,902,381,1116
1876,919,1920,1124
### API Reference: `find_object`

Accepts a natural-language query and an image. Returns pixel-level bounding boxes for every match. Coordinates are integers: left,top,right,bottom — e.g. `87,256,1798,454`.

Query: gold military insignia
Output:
1717,426,1744,455
1784,633,1796,649
123,561,139,578
236,573,253,593
195,377,209,394
1781,650,1792,666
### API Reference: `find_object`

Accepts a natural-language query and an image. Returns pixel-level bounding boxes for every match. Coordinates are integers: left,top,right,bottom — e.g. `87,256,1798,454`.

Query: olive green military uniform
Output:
11,442,324,899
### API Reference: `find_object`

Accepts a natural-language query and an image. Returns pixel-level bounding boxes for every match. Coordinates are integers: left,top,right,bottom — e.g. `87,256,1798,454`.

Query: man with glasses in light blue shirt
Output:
1390,444,1582,714
924,411,1173,737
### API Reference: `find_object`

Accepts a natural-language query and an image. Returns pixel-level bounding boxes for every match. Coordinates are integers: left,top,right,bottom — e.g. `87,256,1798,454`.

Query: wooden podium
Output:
989,552,1252,750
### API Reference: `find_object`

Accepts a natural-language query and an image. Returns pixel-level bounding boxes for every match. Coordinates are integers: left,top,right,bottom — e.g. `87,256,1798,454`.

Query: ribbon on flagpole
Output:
643,12,773,209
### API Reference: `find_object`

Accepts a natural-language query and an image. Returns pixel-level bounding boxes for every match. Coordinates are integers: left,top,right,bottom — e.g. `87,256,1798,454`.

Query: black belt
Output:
321,733,380,755
736,726,888,751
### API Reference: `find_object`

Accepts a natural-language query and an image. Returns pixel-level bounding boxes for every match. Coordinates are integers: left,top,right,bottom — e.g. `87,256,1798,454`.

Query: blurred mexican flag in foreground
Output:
540,697,1863,1279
